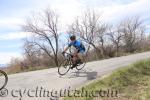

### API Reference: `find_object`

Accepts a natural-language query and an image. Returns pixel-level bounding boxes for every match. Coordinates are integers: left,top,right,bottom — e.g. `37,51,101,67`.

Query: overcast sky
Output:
0,0,150,64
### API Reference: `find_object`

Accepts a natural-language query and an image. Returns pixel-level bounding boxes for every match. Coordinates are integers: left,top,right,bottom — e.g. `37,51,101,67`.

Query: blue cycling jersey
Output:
68,40,85,52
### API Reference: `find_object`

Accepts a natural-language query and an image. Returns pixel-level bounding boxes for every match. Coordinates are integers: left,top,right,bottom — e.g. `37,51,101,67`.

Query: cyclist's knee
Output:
73,53,78,57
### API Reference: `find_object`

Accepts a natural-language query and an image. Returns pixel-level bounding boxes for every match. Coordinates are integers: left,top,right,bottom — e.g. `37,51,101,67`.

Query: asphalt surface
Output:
1,51,150,100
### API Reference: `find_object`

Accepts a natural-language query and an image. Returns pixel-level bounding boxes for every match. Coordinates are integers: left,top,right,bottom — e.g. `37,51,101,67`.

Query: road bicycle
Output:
0,70,8,90
58,52,87,75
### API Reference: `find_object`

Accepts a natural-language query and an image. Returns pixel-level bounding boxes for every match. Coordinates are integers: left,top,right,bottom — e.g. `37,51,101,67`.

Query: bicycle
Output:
58,52,87,75
0,70,8,90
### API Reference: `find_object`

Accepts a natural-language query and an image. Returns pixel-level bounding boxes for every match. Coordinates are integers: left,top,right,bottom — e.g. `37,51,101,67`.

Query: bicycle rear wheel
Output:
58,59,71,75
0,70,8,90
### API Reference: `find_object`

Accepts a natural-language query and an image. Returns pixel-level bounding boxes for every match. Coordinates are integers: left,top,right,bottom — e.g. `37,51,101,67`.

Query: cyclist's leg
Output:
72,54,77,64
71,49,85,69
71,50,79,69
77,50,85,63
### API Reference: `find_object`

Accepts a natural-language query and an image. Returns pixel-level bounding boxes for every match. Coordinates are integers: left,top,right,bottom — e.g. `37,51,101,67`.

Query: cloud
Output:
0,18,25,34
0,18,24,26
1,0,149,31
146,25,150,29
95,0,150,23
0,52,21,64
0,32,31,40
0,43,22,49
34,0,150,29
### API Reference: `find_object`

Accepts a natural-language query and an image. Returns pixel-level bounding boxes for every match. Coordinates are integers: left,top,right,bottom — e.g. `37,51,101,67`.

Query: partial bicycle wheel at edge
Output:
58,59,71,75
0,70,8,90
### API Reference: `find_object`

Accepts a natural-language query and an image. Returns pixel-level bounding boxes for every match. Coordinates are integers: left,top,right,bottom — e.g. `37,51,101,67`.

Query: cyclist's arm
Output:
63,46,69,52
63,42,73,53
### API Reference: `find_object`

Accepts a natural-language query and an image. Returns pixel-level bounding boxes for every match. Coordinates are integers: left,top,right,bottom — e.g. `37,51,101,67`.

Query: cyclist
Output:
62,35,85,69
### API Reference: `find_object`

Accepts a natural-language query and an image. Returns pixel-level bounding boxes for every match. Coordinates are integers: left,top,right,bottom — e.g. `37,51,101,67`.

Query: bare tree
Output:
23,40,41,67
23,9,60,66
96,23,108,57
69,10,107,59
108,25,123,56
120,17,145,52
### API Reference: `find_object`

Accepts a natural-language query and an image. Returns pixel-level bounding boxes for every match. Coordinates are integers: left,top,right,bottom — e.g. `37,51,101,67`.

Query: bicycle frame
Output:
63,53,73,61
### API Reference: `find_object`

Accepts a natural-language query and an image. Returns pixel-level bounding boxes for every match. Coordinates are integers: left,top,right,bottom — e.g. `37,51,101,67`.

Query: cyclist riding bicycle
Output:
62,35,86,69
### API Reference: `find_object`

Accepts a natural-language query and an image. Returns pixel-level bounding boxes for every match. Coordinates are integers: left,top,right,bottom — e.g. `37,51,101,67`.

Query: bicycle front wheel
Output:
0,70,8,90
58,59,71,75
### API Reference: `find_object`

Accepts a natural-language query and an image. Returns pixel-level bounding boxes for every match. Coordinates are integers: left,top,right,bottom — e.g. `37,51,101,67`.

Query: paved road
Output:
1,51,150,100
